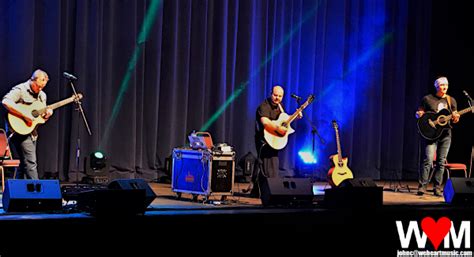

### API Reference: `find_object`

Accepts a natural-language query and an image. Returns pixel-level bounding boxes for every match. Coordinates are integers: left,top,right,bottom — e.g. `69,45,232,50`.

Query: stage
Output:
0,181,472,256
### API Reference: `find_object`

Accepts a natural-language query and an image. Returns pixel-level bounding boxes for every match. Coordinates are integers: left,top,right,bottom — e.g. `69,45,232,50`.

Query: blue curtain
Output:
2,0,467,182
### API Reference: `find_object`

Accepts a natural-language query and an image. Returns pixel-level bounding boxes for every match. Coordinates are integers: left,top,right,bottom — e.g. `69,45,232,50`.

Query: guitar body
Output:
327,120,354,187
263,113,295,150
8,101,47,135
7,94,83,135
327,155,354,187
417,109,451,140
262,95,314,150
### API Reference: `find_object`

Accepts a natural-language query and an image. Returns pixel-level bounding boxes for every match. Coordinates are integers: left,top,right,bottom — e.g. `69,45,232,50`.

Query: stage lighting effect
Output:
296,150,319,178
101,0,162,149
298,151,317,164
200,3,322,131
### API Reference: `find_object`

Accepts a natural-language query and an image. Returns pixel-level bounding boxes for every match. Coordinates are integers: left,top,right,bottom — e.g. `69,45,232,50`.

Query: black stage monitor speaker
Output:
2,179,62,212
76,179,157,217
108,179,157,208
444,178,474,204
259,177,313,206
77,189,146,217
324,178,383,208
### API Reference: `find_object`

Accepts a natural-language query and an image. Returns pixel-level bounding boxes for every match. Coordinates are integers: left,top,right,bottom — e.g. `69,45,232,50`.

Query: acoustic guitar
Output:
8,94,83,135
263,95,314,150
417,106,473,140
327,120,353,187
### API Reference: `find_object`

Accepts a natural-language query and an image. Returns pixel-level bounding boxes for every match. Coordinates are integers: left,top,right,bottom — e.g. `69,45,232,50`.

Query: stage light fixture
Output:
83,151,109,184
295,150,318,178
90,151,106,171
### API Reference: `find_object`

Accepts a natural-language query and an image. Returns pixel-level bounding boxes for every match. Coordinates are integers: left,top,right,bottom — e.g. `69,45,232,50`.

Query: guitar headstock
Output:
300,95,315,108
332,120,338,129
74,93,83,101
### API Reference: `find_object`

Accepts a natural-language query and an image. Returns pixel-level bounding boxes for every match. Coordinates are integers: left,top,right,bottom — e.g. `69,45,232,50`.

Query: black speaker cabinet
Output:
324,178,383,208
2,179,62,212
76,189,147,216
108,179,157,208
444,178,474,204
259,177,313,206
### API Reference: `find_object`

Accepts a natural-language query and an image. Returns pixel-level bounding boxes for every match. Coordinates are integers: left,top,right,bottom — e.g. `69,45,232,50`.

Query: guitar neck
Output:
286,100,312,124
39,96,76,114
446,106,474,120
286,108,303,124
457,106,474,116
335,129,343,164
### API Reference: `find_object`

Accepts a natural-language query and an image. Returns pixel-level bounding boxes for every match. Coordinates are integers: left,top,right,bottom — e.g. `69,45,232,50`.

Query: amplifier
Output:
171,148,235,199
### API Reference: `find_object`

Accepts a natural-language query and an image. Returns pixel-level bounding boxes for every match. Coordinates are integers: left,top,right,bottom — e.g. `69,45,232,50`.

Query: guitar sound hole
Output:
31,110,39,118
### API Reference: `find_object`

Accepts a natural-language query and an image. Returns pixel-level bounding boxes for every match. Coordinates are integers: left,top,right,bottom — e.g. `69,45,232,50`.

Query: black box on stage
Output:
76,189,146,216
108,179,157,208
2,179,62,212
171,148,235,197
259,177,314,206
444,178,474,204
323,178,383,208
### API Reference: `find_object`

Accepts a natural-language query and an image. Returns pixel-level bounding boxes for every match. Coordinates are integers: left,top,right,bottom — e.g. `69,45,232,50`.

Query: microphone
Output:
463,90,473,102
63,72,78,80
291,94,302,101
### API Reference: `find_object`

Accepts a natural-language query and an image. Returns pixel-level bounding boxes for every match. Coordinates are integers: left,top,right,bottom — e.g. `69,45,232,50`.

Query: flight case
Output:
171,148,235,201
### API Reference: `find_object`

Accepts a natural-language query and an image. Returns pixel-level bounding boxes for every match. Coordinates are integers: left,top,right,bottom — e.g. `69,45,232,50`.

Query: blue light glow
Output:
298,151,317,164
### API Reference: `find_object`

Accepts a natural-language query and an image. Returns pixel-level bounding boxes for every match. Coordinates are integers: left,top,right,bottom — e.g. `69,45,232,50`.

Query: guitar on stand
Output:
327,120,353,187
263,95,315,150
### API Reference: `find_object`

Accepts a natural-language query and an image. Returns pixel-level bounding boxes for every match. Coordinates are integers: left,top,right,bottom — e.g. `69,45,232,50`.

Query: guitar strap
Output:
446,95,452,112
277,103,285,113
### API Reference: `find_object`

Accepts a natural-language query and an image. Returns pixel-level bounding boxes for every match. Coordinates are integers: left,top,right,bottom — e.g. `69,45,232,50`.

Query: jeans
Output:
12,134,39,180
419,134,451,188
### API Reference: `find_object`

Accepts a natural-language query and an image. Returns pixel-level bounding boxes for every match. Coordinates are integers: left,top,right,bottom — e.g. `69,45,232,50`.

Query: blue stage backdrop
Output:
0,0,472,182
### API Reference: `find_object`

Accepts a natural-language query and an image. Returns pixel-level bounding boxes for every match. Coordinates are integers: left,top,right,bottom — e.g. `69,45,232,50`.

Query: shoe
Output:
417,186,426,196
434,187,442,196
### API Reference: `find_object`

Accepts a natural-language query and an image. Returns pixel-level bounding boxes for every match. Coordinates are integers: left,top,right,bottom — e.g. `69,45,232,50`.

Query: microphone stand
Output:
295,98,325,149
66,79,92,185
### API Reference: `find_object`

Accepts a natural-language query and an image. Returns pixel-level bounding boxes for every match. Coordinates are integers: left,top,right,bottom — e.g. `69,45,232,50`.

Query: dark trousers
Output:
11,134,39,180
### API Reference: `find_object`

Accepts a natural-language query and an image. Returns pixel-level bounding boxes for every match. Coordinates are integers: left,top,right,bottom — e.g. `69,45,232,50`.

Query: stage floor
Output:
0,180,451,217
148,181,446,207
0,180,472,256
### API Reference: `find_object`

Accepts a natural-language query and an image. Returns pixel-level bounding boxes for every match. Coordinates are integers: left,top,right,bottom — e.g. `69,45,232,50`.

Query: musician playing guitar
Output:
415,76,460,196
2,69,54,180
244,85,303,196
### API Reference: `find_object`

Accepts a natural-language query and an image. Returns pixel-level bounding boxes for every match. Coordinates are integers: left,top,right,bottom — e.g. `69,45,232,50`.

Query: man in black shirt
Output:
416,76,460,196
243,85,302,196
255,85,287,179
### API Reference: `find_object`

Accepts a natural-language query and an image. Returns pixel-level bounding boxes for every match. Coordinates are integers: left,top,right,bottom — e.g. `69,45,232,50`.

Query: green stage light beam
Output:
100,0,161,149
200,3,321,131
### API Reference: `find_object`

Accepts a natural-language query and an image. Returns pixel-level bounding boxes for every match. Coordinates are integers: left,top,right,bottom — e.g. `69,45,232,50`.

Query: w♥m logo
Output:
421,217,452,250
396,217,470,249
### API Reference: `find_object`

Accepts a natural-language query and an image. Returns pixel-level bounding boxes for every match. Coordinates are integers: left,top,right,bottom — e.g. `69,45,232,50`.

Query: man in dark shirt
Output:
255,85,286,179
416,76,460,196
243,85,302,196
